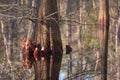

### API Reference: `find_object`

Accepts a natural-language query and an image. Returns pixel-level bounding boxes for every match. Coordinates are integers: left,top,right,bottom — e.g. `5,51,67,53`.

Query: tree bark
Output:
98,0,109,80
66,0,74,78
116,0,120,80
34,0,63,80
27,0,38,40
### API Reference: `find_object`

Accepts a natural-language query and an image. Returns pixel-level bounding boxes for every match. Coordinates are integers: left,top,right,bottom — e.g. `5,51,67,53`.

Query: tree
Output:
98,0,109,80
116,0,120,80
34,0,63,80
66,0,73,79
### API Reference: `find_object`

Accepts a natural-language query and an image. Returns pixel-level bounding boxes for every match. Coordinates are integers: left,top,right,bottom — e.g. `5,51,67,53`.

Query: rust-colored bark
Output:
98,0,109,80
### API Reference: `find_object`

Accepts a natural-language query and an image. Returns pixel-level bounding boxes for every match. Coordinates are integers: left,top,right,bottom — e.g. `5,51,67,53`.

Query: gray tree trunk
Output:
77,0,83,80
66,0,74,79
27,0,38,40
116,0,120,79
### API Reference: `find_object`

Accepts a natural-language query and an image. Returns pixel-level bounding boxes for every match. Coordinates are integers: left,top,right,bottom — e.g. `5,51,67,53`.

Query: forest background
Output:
0,0,119,80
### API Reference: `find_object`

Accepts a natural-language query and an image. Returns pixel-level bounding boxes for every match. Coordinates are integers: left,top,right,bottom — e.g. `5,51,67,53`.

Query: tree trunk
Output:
98,0,109,80
116,26,120,80
34,0,63,80
116,0,120,80
34,0,50,79
66,0,73,78
66,15,72,79
77,0,83,80
27,0,38,40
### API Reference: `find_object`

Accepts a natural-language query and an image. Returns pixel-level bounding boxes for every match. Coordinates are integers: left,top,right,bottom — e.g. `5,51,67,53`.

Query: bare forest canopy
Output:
0,0,119,80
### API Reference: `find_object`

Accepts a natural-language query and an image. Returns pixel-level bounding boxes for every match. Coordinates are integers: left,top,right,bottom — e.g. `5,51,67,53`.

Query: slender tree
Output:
116,0,120,80
66,0,72,78
98,0,109,80
77,0,83,80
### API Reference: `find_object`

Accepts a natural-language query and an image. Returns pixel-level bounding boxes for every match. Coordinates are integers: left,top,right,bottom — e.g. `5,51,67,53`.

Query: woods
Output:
0,0,119,80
